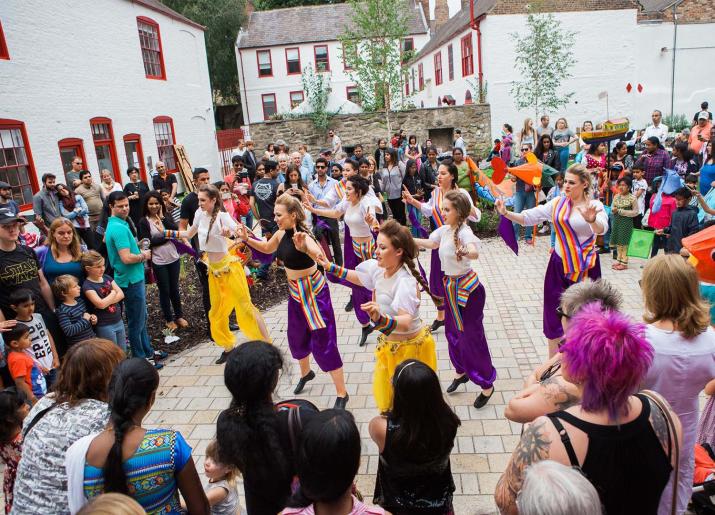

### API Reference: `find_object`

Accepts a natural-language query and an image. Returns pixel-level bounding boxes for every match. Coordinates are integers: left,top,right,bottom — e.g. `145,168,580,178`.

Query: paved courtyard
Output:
147,235,645,514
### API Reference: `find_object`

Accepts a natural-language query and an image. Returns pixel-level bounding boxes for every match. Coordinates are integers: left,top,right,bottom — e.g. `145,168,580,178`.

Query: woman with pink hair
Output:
495,304,682,515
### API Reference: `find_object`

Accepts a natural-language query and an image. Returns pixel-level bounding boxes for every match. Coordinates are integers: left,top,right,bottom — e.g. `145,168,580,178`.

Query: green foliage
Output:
160,0,245,105
663,113,690,132
338,0,411,132
254,0,343,9
301,64,333,131
509,7,577,119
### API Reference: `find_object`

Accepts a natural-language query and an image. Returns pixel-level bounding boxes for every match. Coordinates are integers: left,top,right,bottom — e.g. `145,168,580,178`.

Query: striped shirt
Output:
56,299,96,345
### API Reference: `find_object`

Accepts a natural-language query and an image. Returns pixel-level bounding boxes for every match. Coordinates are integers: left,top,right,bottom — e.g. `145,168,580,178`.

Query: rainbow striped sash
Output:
288,270,327,331
335,179,347,200
552,196,597,282
432,189,446,227
352,238,375,261
443,270,480,332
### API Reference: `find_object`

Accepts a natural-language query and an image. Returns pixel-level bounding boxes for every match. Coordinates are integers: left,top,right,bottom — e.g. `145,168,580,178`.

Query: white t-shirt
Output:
20,313,54,371
420,187,480,223
429,224,480,277
191,210,239,253
355,259,422,335
335,197,378,237
632,178,648,215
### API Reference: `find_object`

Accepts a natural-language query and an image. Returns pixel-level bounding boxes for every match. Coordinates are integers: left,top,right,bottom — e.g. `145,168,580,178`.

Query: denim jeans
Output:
152,259,183,322
512,189,536,242
95,319,127,352
122,281,154,359
558,146,570,172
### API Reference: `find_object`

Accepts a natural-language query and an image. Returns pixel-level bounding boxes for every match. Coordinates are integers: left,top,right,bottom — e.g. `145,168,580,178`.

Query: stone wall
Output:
247,104,492,157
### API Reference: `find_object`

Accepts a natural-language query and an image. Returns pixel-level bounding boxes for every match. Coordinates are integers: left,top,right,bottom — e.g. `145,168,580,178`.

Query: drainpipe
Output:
669,4,678,118
237,46,250,125
475,18,484,103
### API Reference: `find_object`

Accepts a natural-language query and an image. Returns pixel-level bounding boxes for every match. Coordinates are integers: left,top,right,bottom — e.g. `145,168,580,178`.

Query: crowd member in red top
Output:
648,190,677,258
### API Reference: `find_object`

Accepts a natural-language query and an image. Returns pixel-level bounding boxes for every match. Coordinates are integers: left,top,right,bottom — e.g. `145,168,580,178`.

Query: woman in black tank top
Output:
241,194,349,409
496,304,682,515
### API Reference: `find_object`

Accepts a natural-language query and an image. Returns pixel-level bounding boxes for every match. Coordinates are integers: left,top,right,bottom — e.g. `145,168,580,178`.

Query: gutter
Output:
237,44,250,125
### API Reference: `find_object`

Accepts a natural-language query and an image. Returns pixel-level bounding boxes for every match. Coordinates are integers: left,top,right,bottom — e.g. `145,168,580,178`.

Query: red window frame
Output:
0,20,10,60
461,34,474,77
152,116,178,173
57,138,87,185
136,16,166,80
261,93,277,121
401,37,414,64
123,133,147,183
434,52,443,86
285,47,301,75
314,45,330,72
257,49,273,78
0,119,38,210
418,63,424,91
447,44,454,81
346,85,360,105
289,90,304,108
89,117,121,183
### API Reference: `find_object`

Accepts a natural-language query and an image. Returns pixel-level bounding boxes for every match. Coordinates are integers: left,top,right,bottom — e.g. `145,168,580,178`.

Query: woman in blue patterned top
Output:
67,358,209,514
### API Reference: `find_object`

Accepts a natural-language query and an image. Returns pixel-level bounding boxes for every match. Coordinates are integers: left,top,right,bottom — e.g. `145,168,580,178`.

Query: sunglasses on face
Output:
316,165,327,169
521,148,530,152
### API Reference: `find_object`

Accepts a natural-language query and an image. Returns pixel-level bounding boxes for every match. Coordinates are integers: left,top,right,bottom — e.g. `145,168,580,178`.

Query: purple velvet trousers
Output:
429,248,447,313
342,225,372,325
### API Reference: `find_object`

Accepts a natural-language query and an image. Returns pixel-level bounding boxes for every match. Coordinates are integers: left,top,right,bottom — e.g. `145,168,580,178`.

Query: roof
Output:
236,3,429,49
637,0,684,12
131,0,206,31
411,0,496,62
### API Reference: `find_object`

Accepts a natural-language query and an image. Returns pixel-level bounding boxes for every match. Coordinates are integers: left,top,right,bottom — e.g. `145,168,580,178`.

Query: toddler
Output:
0,388,30,514
5,323,46,404
52,274,97,346
9,289,59,387
610,177,639,270
656,187,700,254
631,166,647,229
202,440,240,515
81,251,126,351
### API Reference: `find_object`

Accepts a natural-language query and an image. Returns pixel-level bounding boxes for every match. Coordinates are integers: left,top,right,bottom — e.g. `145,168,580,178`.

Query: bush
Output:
663,113,690,133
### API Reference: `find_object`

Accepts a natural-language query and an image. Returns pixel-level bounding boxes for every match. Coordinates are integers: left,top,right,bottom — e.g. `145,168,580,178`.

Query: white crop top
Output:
335,197,381,238
429,224,481,277
355,259,422,335
190,210,239,253
420,187,480,223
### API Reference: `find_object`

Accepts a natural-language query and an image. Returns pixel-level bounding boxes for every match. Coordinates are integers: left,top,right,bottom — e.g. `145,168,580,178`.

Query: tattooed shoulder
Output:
647,396,670,454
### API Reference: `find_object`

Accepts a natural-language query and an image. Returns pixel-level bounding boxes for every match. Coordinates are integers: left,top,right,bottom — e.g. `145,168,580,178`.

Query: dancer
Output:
241,195,349,408
164,184,269,364
305,175,381,346
414,190,496,408
402,159,480,333
318,220,440,413
496,164,608,357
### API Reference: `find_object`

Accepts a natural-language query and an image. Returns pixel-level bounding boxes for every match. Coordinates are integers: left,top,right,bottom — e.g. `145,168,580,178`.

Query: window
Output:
153,116,178,172
418,63,424,91
434,52,443,86
285,48,301,75
342,43,357,70
123,134,147,183
461,34,474,77
136,17,166,80
447,44,454,81
401,38,414,64
346,86,360,105
90,117,120,182
289,91,304,108
0,20,9,60
257,50,273,77
261,94,277,120
0,119,38,209
314,45,329,72
58,138,87,185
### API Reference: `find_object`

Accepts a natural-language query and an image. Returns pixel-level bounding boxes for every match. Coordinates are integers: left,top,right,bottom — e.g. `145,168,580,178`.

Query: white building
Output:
0,0,219,211
235,2,431,124
407,0,715,139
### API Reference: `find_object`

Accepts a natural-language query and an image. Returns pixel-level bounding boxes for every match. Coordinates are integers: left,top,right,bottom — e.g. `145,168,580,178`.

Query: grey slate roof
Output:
637,0,684,12
236,2,429,49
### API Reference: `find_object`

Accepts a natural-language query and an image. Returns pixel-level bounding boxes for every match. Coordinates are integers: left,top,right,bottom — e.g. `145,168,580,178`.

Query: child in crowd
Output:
0,388,30,514
81,251,126,351
52,274,97,346
631,165,648,229
17,221,42,249
648,179,677,257
546,173,565,250
686,174,700,208
202,440,240,515
487,139,501,161
9,289,59,388
5,324,46,404
610,177,639,270
160,189,182,225
656,187,700,254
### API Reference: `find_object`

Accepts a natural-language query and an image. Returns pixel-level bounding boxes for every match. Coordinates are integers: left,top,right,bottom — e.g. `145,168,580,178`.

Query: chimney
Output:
434,0,449,32
418,0,430,25
245,0,254,17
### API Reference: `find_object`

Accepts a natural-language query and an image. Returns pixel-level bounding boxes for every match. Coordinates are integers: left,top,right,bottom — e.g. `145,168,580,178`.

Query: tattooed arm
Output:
504,376,581,424
495,418,553,515
646,395,683,470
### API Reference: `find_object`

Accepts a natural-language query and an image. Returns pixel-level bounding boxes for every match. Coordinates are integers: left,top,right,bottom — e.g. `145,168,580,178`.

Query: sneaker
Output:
146,357,164,370
154,350,168,360
294,370,316,394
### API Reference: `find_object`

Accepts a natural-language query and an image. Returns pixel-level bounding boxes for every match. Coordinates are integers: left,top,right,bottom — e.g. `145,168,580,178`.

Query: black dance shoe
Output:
229,322,240,331
358,325,373,347
344,297,354,312
294,370,316,394
334,394,350,410
446,375,469,394
474,388,495,409
430,319,445,332
215,351,229,365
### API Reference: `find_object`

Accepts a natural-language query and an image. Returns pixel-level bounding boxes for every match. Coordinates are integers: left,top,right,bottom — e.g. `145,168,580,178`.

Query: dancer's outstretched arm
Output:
303,200,341,220
239,223,282,254
413,237,438,250
316,254,364,287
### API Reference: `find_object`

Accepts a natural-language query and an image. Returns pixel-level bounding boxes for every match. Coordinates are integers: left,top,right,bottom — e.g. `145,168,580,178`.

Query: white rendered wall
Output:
0,0,220,199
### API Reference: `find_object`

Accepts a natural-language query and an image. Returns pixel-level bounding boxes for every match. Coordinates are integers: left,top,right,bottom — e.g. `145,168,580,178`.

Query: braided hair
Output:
379,219,443,307
443,190,473,261
104,358,160,494
199,184,224,247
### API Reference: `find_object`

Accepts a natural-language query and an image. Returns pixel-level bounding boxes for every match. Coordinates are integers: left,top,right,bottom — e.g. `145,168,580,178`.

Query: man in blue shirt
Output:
104,191,165,368
307,157,342,266
0,182,19,216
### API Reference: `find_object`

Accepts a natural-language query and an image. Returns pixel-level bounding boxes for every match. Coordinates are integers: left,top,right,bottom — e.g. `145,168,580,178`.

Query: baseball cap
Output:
698,111,709,120
275,139,286,146
0,207,24,225
0,181,11,189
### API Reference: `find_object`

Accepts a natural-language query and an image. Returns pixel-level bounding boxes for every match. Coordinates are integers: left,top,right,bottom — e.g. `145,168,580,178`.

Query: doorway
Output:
428,128,454,154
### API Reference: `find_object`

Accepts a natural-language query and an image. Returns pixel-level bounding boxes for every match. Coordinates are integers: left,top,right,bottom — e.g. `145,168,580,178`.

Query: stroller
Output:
691,443,715,514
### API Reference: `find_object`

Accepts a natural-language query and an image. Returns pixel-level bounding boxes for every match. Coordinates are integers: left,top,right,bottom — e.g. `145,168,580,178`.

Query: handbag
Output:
641,390,680,515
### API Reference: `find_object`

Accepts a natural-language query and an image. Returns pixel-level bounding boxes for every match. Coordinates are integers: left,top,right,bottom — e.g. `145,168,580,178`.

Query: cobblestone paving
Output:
147,236,645,514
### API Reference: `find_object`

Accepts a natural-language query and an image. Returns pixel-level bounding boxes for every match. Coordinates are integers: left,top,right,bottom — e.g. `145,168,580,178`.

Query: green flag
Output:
627,229,655,259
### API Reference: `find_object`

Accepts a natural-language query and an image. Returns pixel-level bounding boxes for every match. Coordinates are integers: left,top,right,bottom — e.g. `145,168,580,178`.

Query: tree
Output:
301,64,333,131
338,0,412,137
254,0,343,9
509,6,577,120
160,0,245,105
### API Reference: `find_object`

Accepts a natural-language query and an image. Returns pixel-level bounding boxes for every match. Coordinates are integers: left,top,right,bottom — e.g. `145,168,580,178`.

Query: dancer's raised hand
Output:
239,223,249,242
402,185,415,205
576,204,602,223
364,211,378,231
494,198,507,216
292,230,308,253
315,253,330,268
360,301,382,323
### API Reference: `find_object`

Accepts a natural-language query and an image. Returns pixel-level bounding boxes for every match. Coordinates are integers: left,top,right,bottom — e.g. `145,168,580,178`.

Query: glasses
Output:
556,306,570,320
316,165,327,169
521,148,530,152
